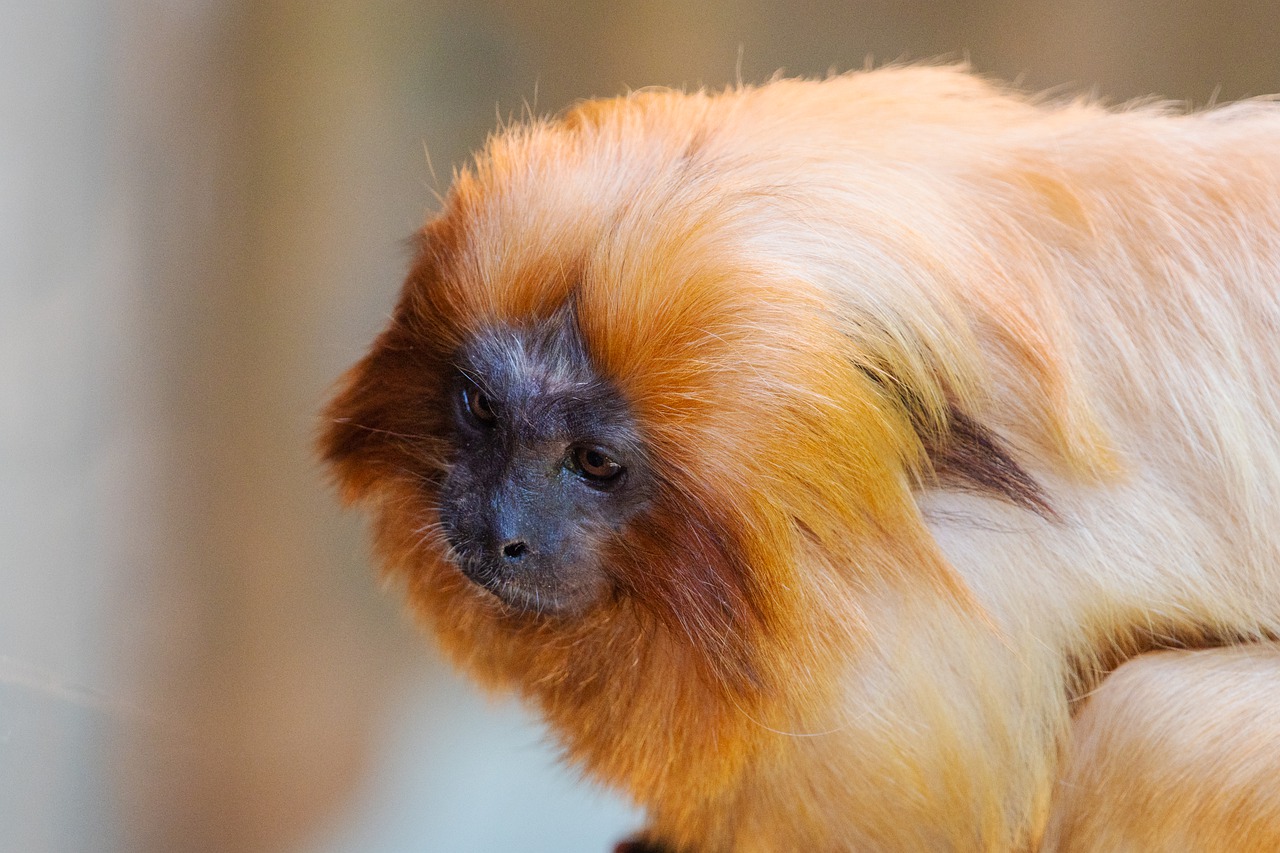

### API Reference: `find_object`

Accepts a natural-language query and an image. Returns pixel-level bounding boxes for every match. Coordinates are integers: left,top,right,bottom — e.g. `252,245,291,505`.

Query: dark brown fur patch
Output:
321,320,450,490
859,366,1055,518
927,405,1056,519
615,488,766,694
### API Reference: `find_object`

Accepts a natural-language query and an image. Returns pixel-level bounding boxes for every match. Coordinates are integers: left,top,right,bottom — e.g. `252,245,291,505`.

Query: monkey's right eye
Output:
460,383,497,426
569,445,625,486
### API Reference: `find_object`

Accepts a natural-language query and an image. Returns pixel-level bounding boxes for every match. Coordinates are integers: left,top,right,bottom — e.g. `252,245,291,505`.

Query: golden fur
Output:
322,67,1280,850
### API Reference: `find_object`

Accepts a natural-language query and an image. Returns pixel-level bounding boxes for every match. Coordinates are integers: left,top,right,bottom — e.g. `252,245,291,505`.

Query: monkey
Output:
320,66,1280,850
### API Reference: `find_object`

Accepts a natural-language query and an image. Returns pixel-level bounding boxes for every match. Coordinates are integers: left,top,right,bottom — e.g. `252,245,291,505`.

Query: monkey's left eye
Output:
460,383,497,426
569,446,624,485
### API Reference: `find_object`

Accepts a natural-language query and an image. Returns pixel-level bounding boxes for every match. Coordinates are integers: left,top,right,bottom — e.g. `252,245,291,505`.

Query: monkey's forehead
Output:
455,319,639,448
461,316,591,394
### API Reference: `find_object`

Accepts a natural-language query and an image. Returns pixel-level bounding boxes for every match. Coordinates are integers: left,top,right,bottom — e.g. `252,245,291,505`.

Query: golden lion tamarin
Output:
321,66,1280,851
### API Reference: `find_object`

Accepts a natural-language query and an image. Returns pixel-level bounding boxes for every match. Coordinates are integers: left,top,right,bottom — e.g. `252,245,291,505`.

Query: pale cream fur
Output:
1046,647,1280,851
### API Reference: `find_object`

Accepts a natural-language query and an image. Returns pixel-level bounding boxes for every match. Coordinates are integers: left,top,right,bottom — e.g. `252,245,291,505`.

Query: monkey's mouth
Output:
453,554,603,618
456,557,568,615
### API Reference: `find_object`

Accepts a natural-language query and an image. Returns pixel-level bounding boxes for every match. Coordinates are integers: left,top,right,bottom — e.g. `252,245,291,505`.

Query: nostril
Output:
502,541,528,561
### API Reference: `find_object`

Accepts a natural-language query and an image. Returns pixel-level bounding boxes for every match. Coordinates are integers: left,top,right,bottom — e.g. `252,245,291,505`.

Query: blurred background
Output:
3,2,1278,851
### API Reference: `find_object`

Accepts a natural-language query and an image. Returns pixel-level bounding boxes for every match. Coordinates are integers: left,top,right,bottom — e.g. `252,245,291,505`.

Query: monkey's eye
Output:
570,445,624,485
460,383,497,426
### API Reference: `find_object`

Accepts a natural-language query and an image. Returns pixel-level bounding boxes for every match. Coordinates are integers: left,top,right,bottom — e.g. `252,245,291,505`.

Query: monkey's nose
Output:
501,540,529,561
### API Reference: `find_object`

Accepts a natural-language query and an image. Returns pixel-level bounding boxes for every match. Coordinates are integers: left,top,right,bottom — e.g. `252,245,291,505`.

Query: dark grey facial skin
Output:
437,307,650,617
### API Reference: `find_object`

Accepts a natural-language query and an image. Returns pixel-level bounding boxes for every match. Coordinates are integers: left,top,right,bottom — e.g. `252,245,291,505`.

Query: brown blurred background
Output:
3,2,1277,851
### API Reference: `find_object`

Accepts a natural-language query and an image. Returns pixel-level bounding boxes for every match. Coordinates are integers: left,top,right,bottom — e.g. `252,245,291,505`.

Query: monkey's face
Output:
436,311,651,617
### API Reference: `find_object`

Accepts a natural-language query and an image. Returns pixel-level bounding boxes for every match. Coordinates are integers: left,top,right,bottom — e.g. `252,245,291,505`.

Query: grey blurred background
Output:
3,2,1278,851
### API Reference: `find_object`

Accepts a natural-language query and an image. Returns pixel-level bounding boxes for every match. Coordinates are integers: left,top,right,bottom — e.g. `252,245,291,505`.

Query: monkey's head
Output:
320,80,1068,712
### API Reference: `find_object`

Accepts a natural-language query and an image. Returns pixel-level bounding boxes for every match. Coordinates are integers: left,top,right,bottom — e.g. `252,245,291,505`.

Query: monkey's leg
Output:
1044,645,1280,852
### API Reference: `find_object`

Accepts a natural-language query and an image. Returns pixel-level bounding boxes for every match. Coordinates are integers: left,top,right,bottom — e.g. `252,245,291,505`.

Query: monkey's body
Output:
324,67,1280,851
